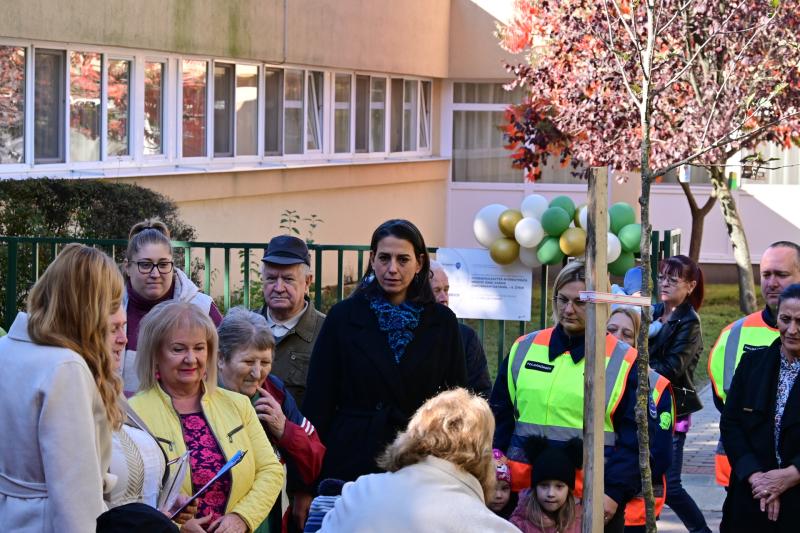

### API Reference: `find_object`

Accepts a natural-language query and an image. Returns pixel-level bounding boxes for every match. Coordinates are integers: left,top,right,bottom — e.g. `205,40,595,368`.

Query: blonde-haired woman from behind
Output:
0,244,124,533
319,388,520,533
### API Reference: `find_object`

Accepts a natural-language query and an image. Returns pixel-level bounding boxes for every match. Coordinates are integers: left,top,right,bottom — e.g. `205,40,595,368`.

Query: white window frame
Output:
388,77,433,157
0,38,438,178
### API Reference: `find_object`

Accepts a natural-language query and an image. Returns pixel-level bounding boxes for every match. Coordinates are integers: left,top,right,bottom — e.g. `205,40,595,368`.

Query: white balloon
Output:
473,203,509,248
607,233,622,263
520,194,549,220
518,246,542,268
514,217,545,248
578,205,611,230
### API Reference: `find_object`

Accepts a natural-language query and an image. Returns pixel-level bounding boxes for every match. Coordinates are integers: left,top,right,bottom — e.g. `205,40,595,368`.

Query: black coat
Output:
459,323,492,399
650,301,703,416
302,292,467,483
720,339,800,532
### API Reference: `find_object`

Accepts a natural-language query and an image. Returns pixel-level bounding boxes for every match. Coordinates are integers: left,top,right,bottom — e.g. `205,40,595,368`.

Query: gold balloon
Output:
498,209,524,238
559,227,587,257
490,238,520,265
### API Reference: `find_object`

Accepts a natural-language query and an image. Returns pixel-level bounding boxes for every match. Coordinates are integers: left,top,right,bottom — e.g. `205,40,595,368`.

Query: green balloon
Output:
618,223,642,253
549,195,577,219
540,206,571,237
537,236,565,265
609,202,636,234
609,251,636,276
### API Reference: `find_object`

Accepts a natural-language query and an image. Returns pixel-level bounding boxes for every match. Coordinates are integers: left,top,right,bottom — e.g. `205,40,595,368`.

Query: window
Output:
334,73,351,153
213,63,234,157
143,61,164,156
284,69,303,154
182,59,207,157
34,49,65,163
354,75,386,153
452,82,532,183
390,78,430,153
306,70,323,151
0,46,25,163
235,64,258,156
264,68,282,155
107,58,130,157
69,51,101,162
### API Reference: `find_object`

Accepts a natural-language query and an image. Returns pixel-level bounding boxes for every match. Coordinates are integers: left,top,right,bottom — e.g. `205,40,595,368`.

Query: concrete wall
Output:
119,160,449,291
448,0,522,79
0,0,452,76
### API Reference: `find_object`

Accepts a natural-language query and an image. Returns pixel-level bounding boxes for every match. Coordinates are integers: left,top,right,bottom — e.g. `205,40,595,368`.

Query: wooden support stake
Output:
583,166,609,533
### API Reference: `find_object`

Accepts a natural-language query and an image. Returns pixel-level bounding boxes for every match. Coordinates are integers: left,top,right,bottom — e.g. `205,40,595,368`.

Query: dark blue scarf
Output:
369,295,423,364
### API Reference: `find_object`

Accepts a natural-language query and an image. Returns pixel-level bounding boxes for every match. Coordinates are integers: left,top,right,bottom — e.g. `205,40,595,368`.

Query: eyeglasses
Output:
134,261,174,275
657,274,683,286
555,294,587,308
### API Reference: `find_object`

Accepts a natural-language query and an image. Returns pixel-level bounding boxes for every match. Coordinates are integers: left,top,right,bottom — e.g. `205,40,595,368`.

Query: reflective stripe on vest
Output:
624,475,667,526
708,312,777,404
506,328,636,463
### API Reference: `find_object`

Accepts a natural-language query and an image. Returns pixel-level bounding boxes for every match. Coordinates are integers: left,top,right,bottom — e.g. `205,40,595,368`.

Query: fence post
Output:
4,239,18,331
314,248,323,310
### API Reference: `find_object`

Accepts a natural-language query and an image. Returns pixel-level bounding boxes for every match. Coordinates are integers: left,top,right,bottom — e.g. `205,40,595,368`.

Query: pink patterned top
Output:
179,412,232,521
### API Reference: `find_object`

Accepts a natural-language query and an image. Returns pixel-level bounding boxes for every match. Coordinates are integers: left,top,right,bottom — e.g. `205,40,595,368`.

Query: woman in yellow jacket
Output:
130,301,284,533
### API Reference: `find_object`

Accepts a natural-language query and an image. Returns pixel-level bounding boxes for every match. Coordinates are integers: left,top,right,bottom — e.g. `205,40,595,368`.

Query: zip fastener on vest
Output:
156,436,175,452
227,424,244,443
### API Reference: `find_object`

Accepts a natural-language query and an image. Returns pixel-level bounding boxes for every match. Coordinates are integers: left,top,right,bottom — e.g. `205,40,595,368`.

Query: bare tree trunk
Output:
710,167,757,313
678,181,717,264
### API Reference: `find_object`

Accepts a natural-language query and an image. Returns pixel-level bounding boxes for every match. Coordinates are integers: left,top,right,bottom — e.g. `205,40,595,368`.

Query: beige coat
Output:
0,313,113,533
320,455,521,533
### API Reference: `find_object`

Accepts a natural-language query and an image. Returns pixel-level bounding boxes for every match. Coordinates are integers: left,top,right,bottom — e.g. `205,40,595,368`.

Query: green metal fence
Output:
0,230,679,370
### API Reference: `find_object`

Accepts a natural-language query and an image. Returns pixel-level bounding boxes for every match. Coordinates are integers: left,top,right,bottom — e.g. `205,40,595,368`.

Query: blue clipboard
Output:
169,449,248,519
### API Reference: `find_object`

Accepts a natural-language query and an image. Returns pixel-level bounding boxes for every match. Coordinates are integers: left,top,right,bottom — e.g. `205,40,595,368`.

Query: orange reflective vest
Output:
505,328,637,495
624,370,674,526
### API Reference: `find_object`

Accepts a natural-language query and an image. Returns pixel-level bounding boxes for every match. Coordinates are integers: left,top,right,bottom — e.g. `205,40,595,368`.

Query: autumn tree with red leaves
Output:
499,1,800,530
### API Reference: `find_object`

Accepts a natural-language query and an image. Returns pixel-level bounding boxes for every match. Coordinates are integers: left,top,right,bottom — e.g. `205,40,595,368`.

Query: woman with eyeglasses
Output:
490,261,644,533
649,254,710,533
120,219,223,395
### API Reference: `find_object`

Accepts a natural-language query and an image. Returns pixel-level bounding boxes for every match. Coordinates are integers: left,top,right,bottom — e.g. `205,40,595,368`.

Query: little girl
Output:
489,449,518,519
510,437,582,533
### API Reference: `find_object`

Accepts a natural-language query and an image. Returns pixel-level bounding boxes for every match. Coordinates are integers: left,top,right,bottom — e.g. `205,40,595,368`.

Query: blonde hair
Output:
136,301,218,394
525,487,578,533
27,244,124,429
377,388,496,501
551,261,586,324
608,306,641,348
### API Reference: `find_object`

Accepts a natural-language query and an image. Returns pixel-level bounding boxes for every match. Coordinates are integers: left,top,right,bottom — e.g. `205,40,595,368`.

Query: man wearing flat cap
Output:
259,235,326,407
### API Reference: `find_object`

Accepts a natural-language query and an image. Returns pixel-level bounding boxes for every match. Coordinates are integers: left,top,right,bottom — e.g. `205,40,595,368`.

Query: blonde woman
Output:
0,244,124,533
129,301,283,533
319,388,518,533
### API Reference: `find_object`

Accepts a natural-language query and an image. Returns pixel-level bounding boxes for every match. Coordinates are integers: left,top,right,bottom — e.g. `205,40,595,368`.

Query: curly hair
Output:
377,388,496,501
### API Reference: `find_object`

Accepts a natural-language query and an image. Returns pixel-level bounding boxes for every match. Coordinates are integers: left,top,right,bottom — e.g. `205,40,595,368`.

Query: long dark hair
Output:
353,219,434,305
660,254,705,311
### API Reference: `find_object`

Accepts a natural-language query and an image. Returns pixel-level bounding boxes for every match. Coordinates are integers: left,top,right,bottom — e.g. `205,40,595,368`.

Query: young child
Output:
489,449,518,519
510,437,582,533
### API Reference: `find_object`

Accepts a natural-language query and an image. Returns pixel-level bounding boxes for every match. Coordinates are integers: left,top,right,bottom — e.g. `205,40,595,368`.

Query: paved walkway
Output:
657,384,725,531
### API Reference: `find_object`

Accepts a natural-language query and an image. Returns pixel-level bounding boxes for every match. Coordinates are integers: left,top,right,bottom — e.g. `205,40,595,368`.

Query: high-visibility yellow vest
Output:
505,328,637,494
624,369,674,527
708,311,778,486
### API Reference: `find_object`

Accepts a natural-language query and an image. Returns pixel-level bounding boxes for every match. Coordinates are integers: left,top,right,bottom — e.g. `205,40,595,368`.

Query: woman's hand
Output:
207,513,248,533
161,494,198,525
179,514,213,532
254,387,287,440
751,466,800,504
602,495,618,524
762,497,780,521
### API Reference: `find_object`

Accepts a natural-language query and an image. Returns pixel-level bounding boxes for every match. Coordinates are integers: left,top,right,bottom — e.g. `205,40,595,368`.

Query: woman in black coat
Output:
649,254,710,533
302,219,467,483
720,283,800,532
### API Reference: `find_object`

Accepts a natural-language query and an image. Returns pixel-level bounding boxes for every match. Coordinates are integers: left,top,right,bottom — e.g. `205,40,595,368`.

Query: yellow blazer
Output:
129,384,284,531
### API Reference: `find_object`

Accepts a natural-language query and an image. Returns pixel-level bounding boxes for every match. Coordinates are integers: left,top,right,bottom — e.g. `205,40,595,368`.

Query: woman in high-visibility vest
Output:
606,306,675,532
491,261,665,533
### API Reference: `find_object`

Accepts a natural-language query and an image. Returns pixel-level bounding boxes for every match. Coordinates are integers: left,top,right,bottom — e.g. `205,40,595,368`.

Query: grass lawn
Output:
473,283,755,387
